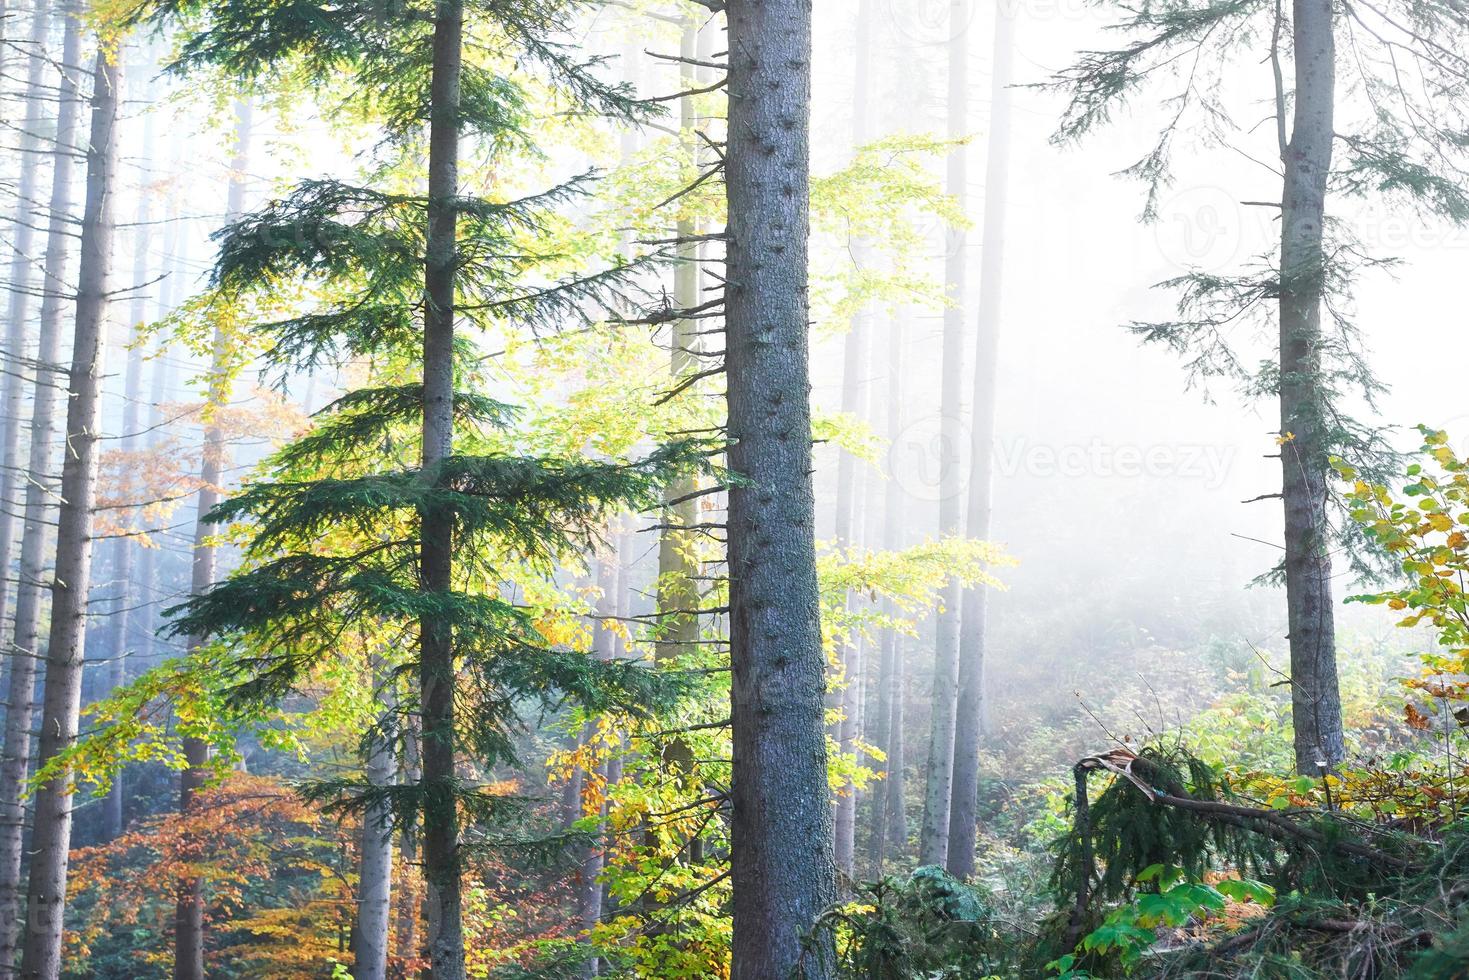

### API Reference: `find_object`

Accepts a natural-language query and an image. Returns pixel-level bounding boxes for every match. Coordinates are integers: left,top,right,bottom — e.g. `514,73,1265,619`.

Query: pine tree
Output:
725,0,836,975
948,0,1017,881
1049,0,1469,775
0,1,86,963
19,40,124,978
127,1,703,976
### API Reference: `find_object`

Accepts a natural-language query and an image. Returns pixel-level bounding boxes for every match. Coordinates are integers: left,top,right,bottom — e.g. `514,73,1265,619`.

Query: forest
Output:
1,0,1469,977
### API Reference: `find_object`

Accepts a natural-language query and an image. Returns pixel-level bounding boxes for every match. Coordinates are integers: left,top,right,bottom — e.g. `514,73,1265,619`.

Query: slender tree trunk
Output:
353,665,395,980
832,0,875,882
0,7,84,966
18,44,122,980
577,552,617,978
101,67,159,842
654,14,703,666
132,197,187,673
0,0,51,656
395,714,423,968
1280,0,1343,776
174,98,251,980
920,0,970,869
868,317,906,876
419,4,466,977
947,1,1015,881
726,0,834,974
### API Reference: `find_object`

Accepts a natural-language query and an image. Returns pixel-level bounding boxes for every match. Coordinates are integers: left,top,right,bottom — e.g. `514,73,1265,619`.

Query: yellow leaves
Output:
1429,512,1455,533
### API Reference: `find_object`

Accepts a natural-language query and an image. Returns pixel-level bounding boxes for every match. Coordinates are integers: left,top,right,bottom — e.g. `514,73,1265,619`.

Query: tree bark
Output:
1280,0,1343,776
0,0,51,660
947,1,1016,881
0,6,85,966
353,666,395,980
174,98,252,980
726,0,835,974
18,43,122,980
832,0,875,882
419,3,466,977
101,59,160,843
920,0,970,869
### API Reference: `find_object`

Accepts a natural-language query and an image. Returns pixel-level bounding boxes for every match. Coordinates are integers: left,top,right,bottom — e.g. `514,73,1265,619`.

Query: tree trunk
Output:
868,317,906,876
654,14,703,666
920,0,970,869
174,97,252,980
726,0,835,974
0,0,51,659
101,61,159,843
0,5,84,965
832,0,875,882
18,44,122,980
577,552,617,978
353,667,395,980
947,1,1016,881
132,190,188,673
395,714,423,967
1280,0,1343,776
419,4,466,977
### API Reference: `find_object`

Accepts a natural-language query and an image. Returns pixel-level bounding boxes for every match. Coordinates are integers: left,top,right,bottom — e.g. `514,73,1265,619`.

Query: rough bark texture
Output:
174,98,251,980
0,7,84,966
726,0,835,975
419,5,466,978
832,0,874,881
920,2,970,869
947,2,1015,881
1280,0,1344,776
18,45,121,980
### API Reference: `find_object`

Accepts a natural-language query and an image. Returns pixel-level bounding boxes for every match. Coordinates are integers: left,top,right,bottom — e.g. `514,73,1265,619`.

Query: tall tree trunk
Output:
102,61,159,843
868,317,906,876
577,552,617,978
1280,0,1343,776
947,1,1016,881
920,0,970,869
132,191,188,674
353,664,395,980
174,98,252,980
0,0,51,657
0,6,84,966
18,43,122,980
832,0,875,881
653,14,703,666
395,714,423,966
726,0,834,975
419,3,466,977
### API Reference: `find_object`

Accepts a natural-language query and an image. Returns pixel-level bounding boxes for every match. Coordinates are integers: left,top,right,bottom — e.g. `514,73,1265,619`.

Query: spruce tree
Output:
725,0,836,976
127,1,702,976
1048,0,1469,774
